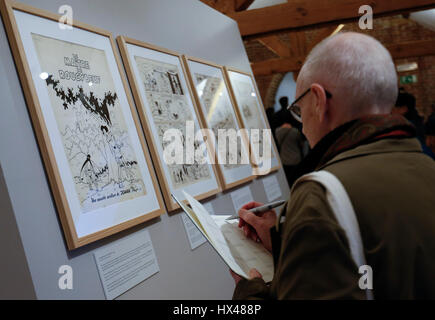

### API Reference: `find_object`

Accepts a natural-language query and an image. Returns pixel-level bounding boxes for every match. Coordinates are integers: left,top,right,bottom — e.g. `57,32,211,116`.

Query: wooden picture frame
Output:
224,67,282,175
117,36,221,211
0,0,166,250
182,55,256,190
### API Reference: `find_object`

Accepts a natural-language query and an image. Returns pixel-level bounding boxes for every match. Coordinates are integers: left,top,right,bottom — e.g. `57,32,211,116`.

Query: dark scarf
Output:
288,114,416,187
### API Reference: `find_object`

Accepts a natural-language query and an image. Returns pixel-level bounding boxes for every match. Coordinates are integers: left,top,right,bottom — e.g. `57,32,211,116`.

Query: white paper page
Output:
262,175,282,202
93,229,159,300
182,191,248,278
181,212,206,250
231,186,254,212
213,215,274,282
183,191,273,281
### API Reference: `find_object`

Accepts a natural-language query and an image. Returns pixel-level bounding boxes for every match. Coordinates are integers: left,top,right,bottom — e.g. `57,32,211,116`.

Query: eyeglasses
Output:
287,88,332,122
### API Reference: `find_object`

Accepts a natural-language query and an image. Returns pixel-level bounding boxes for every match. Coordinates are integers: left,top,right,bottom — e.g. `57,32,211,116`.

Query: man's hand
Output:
238,201,276,253
230,268,263,285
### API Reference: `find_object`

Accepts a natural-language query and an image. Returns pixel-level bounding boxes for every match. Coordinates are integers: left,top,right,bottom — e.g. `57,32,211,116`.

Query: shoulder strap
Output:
294,170,374,300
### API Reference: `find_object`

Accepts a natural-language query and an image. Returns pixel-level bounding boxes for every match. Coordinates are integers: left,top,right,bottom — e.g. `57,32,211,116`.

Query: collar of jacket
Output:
289,114,416,187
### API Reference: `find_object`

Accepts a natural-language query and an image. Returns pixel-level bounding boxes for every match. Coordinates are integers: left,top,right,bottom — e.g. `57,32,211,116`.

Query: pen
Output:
225,199,286,221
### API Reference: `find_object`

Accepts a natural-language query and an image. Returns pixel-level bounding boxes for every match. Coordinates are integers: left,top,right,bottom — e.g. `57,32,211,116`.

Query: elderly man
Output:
231,32,435,299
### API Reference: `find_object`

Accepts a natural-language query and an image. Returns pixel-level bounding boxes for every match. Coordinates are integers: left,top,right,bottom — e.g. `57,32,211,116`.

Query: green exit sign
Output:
400,75,418,84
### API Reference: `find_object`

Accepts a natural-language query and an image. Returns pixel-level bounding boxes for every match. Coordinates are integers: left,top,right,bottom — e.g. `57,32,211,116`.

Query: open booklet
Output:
172,191,274,282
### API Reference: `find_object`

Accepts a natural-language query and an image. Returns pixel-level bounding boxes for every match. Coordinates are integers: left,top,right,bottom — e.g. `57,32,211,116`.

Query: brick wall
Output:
255,74,277,108
246,15,435,118
245,40,281,109
395,56,435,119
346,16,435,118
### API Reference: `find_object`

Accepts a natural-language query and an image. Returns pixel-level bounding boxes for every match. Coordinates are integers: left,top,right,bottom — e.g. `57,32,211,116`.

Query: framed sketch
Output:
182,56,255,190
117,36,221,211
0,0,166,249
224,67,281,175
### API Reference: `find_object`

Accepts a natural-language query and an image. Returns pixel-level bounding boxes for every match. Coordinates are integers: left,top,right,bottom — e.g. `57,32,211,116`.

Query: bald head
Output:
298,32,398,117
295,32,398,147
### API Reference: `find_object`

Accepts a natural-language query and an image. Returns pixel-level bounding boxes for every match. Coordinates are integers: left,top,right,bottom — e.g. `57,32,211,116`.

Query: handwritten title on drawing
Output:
58,53,101,84
91,187,139,204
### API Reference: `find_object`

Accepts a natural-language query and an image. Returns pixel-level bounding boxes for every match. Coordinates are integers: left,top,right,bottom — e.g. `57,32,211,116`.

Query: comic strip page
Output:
134,56,211,188
195,73,243,169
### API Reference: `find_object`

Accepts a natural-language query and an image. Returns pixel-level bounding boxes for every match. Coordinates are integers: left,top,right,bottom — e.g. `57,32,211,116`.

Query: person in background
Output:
427,104,435,123
230,32,435,299
425,109,435,155
393,89,434,159
275,113,309,186
265,107,275,130
268,97,290,142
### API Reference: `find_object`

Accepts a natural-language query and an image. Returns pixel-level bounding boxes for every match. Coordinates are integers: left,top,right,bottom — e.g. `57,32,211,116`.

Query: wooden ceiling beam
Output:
200,0,236,14
305,26,338,54
252,56,304,76
235,0,255,12
200,0,255,14
228,0,435,40
260,26,335,66
257,26,336,71
287,31,306,58
258,35,290,57
388,39,435,59
252,39,435,76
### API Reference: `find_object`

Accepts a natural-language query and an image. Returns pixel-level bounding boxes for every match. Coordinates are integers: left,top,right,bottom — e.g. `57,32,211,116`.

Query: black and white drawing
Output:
195,73,243,169
232,79,266,156
32,34,146,213
134,56,211,188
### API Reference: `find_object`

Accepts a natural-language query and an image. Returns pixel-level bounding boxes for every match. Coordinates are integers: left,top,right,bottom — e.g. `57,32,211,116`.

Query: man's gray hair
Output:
299,32,398,114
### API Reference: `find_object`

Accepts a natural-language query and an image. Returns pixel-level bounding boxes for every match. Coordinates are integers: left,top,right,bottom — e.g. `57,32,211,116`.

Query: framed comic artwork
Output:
0,0,166,249
182,56,255,190
224,67,281,175
117,36,221,211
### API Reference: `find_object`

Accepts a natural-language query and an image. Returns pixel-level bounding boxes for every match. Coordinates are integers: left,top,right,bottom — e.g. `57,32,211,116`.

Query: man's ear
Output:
311,83,328,123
